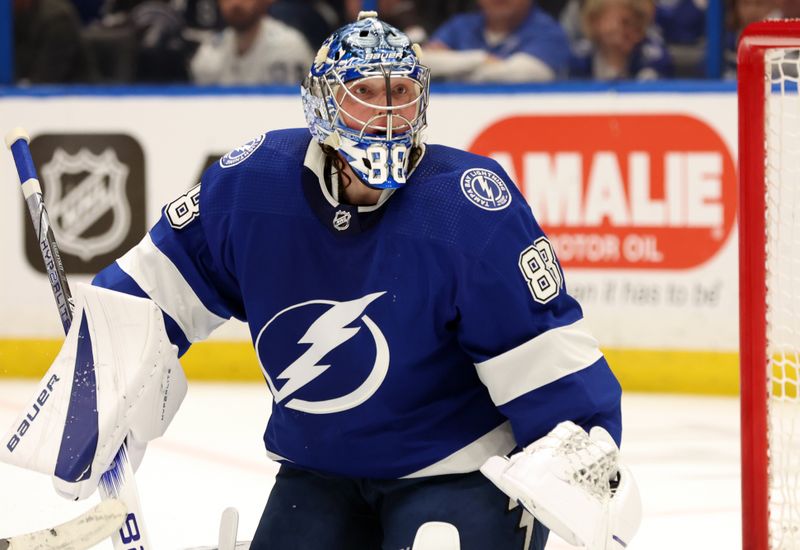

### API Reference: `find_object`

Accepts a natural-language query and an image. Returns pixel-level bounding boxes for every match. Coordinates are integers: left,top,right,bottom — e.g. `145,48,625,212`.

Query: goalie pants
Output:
251,464,549,550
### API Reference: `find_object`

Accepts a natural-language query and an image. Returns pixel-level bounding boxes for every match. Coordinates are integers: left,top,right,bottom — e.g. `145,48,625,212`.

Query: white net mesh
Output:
766,47,800,549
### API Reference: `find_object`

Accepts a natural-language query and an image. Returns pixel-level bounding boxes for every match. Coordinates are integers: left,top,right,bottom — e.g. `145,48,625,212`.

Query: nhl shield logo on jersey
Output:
40,148,131,262
460,168,512,211
255,292,389,414
333,210,351,231
219,133,266,168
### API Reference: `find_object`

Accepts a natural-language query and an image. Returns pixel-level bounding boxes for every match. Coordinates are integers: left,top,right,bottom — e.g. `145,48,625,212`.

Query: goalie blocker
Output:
481,421,641,550
0,284,187,500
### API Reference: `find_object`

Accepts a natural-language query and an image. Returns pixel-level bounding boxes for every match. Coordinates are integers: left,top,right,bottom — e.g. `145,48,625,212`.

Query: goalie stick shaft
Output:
5,128,152,550
7,135,73,333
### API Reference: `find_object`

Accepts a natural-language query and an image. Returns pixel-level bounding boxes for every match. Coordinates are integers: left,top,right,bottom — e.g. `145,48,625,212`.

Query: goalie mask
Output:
301,11,430,189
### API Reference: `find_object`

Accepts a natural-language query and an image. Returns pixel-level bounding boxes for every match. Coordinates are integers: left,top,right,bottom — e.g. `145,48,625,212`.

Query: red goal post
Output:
739,20,800,550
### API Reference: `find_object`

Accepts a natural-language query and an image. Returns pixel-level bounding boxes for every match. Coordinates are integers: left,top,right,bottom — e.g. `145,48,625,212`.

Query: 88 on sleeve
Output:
519,237,563,304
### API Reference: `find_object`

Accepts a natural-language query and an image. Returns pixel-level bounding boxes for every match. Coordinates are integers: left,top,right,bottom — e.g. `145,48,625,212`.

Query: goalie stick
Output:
4,128,153,550
0,499,127,550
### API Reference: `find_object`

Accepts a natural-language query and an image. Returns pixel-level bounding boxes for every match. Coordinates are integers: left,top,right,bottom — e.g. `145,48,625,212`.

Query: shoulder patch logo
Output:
220,133,266,169
459,168,512,211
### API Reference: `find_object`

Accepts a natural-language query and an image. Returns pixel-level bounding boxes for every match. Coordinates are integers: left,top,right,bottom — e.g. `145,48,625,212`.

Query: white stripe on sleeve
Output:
475,319,604,407
116,233,228,342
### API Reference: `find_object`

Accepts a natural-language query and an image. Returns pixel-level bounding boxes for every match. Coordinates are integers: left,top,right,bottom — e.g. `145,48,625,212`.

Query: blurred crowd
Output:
10,0,788,84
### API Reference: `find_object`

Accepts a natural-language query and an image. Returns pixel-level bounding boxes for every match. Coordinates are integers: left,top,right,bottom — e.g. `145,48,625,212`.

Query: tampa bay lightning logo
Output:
460,168,512,211
219,134,266,169
255,292,389,414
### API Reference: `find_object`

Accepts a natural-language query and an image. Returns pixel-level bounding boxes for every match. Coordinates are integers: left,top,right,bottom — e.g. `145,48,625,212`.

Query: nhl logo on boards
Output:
42,149,129,261
220,134,266,168
460,168,512,212
333,210,352,231
26,134,146,274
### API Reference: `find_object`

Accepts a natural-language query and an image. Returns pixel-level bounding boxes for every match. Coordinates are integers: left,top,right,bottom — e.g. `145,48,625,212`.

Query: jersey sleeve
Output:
455,168,622,447
93,169,245,357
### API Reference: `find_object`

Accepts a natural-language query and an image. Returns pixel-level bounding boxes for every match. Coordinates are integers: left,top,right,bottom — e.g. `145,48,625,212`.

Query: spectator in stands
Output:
723,0,777,77
653,0,705,47
190,0,314,84
776,0,800,16
182,0,226,32
559,0,587,45
82,0,192,83
74,0,105,24
418,0,479,35
130,1,192,82
424,0,570,82
13,0,98,83
180,0,336,57
569,0,673,79
652,0,705,77
269,0,340,50
344,0,430,43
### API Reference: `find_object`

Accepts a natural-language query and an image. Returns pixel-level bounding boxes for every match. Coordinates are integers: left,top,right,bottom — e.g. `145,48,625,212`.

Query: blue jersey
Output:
430,9,570,75
94,129,621,479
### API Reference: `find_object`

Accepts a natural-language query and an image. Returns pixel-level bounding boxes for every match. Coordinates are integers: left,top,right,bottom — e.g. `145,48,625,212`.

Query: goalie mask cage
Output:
739,20,800,550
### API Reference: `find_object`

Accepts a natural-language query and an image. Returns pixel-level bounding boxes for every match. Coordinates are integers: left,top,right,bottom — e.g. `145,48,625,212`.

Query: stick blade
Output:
3,498,127,550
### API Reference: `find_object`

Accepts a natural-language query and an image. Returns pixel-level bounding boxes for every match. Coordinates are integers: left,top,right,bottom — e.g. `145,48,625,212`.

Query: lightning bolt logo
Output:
475,174,496,207
509,499,535,549
273,292,384,402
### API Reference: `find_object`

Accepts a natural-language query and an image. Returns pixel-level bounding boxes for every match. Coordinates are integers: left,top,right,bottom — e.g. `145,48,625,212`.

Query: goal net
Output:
739,20,800,550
